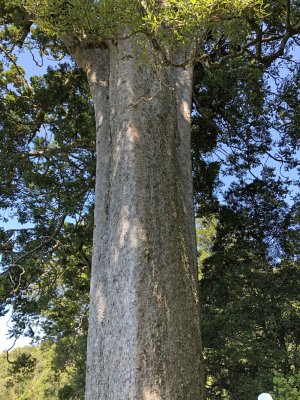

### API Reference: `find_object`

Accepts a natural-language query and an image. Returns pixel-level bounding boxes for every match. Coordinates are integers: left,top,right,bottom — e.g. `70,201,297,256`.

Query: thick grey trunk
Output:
73,38,203,400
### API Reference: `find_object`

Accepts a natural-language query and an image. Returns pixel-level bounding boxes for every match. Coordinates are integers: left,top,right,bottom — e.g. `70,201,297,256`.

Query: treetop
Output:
9,0,266,47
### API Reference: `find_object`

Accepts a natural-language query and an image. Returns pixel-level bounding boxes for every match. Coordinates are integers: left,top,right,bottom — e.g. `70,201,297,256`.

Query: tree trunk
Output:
73,37,203,400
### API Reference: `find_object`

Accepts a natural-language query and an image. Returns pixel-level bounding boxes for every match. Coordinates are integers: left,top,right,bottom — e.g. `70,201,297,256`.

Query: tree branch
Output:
0,44,33,92
2,211,68,275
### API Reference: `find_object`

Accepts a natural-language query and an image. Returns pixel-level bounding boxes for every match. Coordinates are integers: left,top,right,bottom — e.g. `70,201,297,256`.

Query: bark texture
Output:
73,37,203,400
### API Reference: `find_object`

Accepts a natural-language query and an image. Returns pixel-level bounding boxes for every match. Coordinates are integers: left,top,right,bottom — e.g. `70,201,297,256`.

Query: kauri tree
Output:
1,1,300,399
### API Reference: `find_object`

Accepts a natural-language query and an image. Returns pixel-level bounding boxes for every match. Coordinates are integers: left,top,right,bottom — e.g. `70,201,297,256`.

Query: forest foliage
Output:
0,0,300,399
0,344,85,399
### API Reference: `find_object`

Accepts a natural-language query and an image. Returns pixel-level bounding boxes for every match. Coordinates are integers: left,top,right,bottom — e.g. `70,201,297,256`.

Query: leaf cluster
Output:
10,0,267,50
0,344,85,399
200,174,300,399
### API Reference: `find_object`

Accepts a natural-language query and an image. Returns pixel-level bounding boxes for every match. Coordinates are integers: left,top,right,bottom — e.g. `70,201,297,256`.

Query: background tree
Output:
192,15,300,397
0,343,86,399
200,174,300,399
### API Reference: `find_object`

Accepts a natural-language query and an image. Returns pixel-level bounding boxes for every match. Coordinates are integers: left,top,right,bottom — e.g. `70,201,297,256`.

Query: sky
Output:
0,309,32,353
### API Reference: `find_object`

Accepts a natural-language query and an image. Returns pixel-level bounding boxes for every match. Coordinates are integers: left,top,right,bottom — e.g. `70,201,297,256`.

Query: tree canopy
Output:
17,0,266,42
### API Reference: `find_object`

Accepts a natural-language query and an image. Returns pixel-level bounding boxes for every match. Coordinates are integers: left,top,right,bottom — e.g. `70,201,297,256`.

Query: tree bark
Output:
73,37,203,400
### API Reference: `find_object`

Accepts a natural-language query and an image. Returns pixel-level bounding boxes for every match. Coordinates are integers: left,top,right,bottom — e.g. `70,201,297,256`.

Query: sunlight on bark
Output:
143,388,161,400
95,291,106,323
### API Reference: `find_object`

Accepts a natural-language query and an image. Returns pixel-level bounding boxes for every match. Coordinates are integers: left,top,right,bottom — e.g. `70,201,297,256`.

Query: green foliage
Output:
0,33,91,398
192,21,300,396
0,346,54,400
0,344,85,399
17,0,139,39
1,0,300,398
200,174,300,399
273,371,300,400
11,0,267,52
196,215,217,278
8,352,37,378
